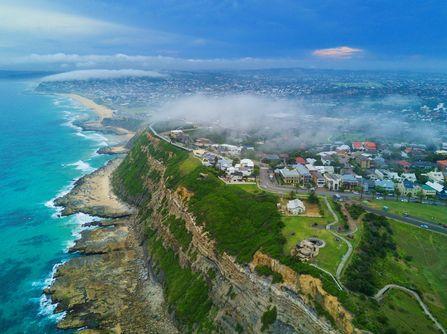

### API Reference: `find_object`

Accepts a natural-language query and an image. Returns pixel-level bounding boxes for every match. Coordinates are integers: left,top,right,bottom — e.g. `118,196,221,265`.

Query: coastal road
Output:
360,204,447,235
259,167,447,235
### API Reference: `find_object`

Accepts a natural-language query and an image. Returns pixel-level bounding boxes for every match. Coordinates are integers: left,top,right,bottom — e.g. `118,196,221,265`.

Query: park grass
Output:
379,289,439,334
282,216,347,274
368,199,447,226
372,220,447,328
179,154,202,175
228,183,261,194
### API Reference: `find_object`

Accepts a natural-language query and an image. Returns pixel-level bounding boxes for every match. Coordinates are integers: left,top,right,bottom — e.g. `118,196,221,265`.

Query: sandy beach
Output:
66,93,113,121
55,158,135,217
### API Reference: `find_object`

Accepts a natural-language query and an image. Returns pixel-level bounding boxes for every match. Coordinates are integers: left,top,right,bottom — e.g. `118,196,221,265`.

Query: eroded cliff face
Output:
250,252,356,334
116,134,356,333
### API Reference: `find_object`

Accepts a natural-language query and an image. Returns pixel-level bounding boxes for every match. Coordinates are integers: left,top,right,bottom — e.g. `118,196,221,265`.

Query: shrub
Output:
261,306,277,331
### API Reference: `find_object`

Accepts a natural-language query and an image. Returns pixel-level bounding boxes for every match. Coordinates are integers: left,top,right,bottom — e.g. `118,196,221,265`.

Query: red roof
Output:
397,160,411,167
438,160,447,168
295,156,306,164
364,141,377,150
352,141,363,149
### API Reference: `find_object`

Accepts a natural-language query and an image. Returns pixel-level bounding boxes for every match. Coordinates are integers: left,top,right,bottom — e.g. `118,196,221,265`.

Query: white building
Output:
424,171,445,184
401,173,417,182
286,199,306,215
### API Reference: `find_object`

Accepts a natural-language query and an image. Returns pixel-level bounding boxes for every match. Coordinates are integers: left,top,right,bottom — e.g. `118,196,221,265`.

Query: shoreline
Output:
64,93,114,121
45,156,177,333
64,93,136,155
44,94,177,332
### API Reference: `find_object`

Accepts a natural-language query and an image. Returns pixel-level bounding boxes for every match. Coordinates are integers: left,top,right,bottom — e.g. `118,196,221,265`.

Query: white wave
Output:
35,260,67,323
37,294,66,322
64,213,102,252
67,160,95,173
75,131,109,146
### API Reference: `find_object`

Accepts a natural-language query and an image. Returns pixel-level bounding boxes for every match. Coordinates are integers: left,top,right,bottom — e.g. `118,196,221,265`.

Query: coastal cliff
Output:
110,131,359,333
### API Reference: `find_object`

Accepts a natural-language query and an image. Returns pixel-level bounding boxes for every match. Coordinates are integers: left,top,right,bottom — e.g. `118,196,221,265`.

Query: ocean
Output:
0,77,113,333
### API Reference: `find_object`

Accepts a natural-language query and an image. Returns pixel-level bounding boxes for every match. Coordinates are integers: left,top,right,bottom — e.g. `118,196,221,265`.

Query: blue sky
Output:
1,0,446,71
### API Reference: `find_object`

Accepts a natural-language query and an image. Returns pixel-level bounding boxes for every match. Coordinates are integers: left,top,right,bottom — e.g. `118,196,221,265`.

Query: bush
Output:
261,306,277,331
255,265,283,284
344,213,396,296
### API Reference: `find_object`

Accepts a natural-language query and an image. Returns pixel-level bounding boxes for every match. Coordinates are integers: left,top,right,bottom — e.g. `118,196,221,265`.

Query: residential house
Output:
311,171,326,188
375,169,386,180
421,184,437,197
278,168,300,184
324,173,342,191
216,158,233,171
401,173,417,182
293,163,312,185
375,179,395,193
286,199,306,215
201,152,217,167
426,181,444,193
397,160,411,171
398,180,418,197
341,174,360,190
364,141,377,151
424,171,445,184
239,158,255,176
357,155,372,169
295,156,306,165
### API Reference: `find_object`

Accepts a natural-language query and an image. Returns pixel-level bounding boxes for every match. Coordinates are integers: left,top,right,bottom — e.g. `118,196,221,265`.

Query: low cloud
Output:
41,69,165,82
153,93,439,149
13,53,308,70
313,46,362,58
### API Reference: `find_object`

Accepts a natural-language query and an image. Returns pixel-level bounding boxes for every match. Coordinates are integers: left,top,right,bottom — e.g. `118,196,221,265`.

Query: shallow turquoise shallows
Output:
0,78,111,333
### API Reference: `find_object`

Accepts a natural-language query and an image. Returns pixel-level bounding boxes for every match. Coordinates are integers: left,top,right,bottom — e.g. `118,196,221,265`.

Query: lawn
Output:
228,183,261,194
379,289,440,334
179,154,202,175
282,216,347,274
368,199,447,226
373,220,447,328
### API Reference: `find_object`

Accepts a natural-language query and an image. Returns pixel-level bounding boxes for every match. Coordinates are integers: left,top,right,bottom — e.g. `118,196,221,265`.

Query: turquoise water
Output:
0,79,112,333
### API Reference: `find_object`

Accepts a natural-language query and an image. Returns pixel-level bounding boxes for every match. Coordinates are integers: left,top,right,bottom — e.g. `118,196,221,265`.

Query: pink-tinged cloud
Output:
312,46,362,58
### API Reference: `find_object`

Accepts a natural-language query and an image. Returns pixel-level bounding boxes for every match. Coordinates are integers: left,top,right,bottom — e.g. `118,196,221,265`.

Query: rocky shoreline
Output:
46,158,178,333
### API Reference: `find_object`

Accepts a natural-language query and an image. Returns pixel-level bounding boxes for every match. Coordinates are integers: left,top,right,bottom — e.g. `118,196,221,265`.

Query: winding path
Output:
323,197,354,280
375,284,446,334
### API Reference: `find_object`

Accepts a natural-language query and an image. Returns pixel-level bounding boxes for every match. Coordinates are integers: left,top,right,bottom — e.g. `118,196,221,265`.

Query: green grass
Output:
374,220,447,328
368,199,447,226
379,289,439,334
228,183,261,194
281,216,347,274
179,155,202,175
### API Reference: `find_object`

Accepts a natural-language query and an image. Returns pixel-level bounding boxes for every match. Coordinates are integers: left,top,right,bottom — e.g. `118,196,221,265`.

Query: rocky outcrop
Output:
47,220,178,333
251,251,357,334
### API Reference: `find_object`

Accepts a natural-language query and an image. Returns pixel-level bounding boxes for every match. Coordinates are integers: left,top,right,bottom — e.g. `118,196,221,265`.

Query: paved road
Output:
375,284,446,334
360,204,447,235
259,167,447,235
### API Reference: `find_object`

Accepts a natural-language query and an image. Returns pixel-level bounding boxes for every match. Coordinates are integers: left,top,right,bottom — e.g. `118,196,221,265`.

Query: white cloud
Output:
12,53,309,70
0,4,130,36
41,69,166,82
313,46,363,58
